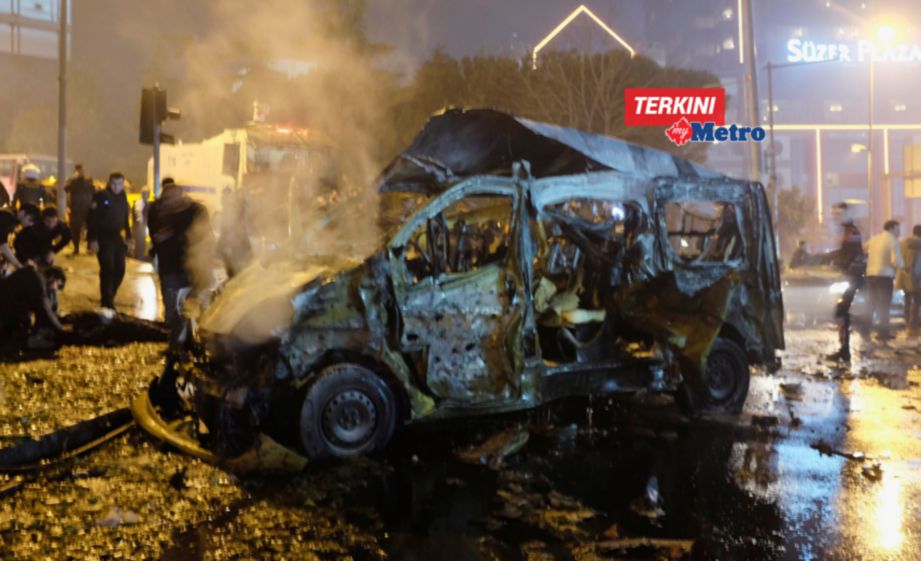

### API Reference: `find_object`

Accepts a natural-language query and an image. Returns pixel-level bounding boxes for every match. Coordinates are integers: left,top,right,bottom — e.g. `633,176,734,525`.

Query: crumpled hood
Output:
198,255,361,342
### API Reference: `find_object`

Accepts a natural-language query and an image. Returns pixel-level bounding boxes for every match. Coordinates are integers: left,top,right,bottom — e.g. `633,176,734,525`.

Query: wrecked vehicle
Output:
135,109,784,465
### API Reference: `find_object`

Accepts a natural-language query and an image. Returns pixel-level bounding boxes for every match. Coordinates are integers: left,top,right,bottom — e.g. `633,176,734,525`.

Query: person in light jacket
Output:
865,220,904,341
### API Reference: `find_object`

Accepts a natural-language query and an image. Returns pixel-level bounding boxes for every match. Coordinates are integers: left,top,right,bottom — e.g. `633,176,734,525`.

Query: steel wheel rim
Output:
706,351,737,401
321,390,377,447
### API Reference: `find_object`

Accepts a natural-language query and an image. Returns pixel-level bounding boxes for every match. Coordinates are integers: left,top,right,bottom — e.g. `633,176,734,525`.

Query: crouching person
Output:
0,266,66,351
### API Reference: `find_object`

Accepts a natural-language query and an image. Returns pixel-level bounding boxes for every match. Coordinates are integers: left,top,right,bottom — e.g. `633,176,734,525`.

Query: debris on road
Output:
811,439,866,461
456,426,529,469
780,382,803,401
862,462,883,482
96,506,142,527
168,467,188,491
0,408,132,471
595,537,695,552
630,475,665,520
751,415,779,428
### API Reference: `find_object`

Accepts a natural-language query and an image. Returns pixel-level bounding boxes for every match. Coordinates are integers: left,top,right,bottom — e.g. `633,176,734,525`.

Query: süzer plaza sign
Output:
787,37,921,63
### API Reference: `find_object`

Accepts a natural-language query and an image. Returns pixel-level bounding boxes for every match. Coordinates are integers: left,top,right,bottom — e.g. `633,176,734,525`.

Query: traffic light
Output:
139,86,181,145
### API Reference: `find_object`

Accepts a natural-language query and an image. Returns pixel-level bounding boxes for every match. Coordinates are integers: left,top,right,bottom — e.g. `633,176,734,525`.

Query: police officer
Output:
14,164,49,208
824,202,865,362
87,172,131,310
64,163,95,255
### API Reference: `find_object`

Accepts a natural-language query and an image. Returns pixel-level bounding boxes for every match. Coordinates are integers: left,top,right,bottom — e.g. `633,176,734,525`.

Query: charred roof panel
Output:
377,108,725,194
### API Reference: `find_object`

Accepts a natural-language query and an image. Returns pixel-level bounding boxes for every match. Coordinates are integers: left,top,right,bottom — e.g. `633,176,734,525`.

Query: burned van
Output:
135,109,784,466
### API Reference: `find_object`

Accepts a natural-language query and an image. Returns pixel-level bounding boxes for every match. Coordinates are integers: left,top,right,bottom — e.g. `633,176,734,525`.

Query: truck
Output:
146,123,340,246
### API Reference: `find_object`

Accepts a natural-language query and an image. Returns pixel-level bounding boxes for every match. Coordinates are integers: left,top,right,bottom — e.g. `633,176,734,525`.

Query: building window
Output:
694,16,717,29
19,27,57,59
20,0,55,21
0,23,10,53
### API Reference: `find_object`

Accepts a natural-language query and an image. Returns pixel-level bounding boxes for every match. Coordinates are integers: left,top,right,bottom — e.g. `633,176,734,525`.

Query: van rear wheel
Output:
299,363,397,459
679,337,750,415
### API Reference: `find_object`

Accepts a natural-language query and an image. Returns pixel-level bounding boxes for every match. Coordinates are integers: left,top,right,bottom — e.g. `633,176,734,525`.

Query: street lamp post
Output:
56,0,67,213
867,56,874,233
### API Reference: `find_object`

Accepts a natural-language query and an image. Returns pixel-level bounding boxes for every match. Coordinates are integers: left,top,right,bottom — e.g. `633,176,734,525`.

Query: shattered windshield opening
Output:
665,201,743,264
399,194,513,283
379,190,435,239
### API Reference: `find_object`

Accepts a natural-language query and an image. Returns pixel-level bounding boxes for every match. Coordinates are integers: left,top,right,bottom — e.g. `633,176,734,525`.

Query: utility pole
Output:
867,57,874,233
153,119,161,198
742,0,761,182
56,0,67,212
766,62,779,251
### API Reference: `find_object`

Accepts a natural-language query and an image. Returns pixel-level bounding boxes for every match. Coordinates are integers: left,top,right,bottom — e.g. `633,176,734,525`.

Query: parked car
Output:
783,264,903,328
134,109,785,466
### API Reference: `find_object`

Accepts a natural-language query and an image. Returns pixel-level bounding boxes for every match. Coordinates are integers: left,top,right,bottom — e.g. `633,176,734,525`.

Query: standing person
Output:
14,165,48,208
14,206,71,267
824,202,866,362
790,240,812,269
896,225,921,335
132,188,151,260
87,172,131,310
865,220,904,341
64,163,95,255
147,178,211,338
0,204,40,273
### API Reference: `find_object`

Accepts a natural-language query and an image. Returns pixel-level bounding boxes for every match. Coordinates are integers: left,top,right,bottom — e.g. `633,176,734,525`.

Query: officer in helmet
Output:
14,164,49,208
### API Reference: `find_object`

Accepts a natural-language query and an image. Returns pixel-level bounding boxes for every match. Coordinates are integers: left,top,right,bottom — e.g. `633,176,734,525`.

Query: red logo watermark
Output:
664,117,693,146
624,88,726,127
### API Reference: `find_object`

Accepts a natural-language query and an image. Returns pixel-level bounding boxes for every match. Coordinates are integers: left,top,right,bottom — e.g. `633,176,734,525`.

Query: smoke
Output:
129,0,423,335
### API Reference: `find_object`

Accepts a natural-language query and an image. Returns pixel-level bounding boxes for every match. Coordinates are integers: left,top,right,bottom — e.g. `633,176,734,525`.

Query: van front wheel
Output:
299,363,397,459
679,337,750,415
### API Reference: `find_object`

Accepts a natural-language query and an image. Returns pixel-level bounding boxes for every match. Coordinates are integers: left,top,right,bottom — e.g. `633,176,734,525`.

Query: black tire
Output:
299,363,397,459
679,337,750,415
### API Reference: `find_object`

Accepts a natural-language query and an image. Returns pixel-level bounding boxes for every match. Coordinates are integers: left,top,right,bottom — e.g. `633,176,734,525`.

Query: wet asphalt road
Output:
2,254,921,560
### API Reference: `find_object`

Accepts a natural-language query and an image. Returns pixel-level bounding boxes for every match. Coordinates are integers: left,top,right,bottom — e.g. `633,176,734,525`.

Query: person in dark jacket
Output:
14,206,72,267
148,178,211,337
14,165,49,208
823,202,865,362
0,204,40,272
87,172,131,310
0,266,66,349
790,240,813,269
64,163,95,255
896,225,921,334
